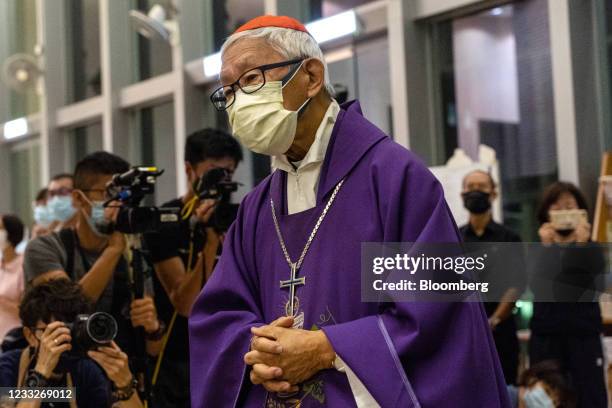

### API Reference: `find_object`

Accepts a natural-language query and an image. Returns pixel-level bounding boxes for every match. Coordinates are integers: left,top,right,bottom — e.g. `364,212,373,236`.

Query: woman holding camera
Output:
0,279,145,407
530,181,607,407
0,279,110,407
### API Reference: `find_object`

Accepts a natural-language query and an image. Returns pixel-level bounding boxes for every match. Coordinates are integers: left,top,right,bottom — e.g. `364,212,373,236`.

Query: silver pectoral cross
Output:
279,263,306,317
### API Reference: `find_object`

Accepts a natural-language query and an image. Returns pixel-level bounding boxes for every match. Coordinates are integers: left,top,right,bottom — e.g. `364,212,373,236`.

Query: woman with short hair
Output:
530,181,607,407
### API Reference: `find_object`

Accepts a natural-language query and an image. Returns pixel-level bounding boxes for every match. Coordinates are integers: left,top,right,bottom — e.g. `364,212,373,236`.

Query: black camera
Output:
54,312,118,373
115,206,182,234
194,167,240,233
105,166,181,234
67,312,118,354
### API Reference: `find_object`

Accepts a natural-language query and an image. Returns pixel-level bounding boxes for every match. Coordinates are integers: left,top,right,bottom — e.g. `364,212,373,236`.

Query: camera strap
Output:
72,232,94,272
150,231,197,390
60,229,95,280
58,229,77,279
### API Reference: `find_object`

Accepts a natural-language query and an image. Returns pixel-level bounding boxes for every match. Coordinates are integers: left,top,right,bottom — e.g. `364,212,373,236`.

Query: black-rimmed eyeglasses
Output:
29,327,46,340
210,58,304,111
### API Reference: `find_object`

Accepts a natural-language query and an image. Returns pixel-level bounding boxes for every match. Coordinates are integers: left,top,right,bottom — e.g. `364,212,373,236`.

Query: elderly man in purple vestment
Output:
189,15,510,408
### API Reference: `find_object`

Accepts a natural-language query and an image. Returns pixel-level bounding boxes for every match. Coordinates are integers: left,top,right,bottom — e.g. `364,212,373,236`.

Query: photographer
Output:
144,128,242,407
0,279,146,408
23,152,164,391
0,279,111,407
24,152,130,307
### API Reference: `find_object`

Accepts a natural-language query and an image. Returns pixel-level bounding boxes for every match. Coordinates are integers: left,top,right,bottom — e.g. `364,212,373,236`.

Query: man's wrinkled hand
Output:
246,322,335,387
245,316,298,393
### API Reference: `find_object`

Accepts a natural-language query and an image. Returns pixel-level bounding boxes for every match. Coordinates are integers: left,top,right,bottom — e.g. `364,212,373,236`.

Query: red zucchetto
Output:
234,15,310,35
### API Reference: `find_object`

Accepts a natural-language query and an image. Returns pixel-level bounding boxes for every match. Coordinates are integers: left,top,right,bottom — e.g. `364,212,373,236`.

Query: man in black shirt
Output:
459,170,524,385
145,128,243,407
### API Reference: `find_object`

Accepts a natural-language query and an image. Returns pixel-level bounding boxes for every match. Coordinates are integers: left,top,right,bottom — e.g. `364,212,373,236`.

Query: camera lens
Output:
86,312,118,344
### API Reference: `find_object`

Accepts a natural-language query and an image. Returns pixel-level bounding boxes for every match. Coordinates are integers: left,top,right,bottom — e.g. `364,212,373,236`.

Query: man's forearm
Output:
157,232,219,316
79,247,123,301
172,254,205,316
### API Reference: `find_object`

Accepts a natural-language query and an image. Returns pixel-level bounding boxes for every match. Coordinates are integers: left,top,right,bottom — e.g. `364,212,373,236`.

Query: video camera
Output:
105,166,180,234
193,167,240,233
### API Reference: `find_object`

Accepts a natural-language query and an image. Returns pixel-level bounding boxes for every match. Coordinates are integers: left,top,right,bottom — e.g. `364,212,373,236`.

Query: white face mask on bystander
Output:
524,385,555,408
227,63,310,156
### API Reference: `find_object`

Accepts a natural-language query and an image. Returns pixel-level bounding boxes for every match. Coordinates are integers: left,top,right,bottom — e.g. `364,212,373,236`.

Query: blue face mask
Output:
87,200,109,237
48,196,76,222
524,386,554,408
33,205,54,226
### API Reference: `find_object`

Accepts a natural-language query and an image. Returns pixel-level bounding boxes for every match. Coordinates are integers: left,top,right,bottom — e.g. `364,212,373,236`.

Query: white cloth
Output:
334,356,381,408
272,100,380,408
272,101,339,214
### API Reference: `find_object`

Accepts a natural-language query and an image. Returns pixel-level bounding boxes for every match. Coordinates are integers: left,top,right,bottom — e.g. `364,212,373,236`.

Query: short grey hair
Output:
221,27,335,97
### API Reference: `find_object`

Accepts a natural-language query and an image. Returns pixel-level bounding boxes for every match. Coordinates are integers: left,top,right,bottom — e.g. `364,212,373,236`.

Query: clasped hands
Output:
244,316,336,393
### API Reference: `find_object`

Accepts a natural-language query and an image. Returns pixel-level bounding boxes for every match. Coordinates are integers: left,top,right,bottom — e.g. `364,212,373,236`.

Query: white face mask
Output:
524,385,554,408
227,65,310,156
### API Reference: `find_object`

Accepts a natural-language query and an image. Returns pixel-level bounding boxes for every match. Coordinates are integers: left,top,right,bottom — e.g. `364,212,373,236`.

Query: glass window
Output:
321,0,375,18
431,1,557,240
66,122,103,170
9,138,41,226
0,0,39,123
326,37,391,134
131,0,173,82
66,0,102,102
214,0,265,49
128,102,176,205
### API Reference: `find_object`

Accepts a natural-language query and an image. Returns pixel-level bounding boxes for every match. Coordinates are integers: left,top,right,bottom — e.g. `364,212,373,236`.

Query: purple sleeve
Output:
188,200,264,408
322,151,511,408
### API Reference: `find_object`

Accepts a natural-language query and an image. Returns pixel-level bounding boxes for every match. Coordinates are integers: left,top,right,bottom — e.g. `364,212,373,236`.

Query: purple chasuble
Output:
189,101,510,408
